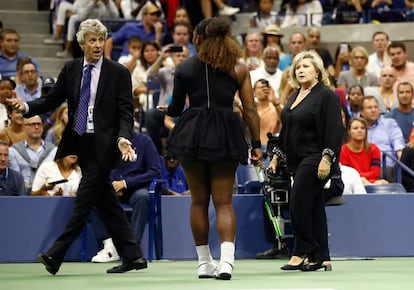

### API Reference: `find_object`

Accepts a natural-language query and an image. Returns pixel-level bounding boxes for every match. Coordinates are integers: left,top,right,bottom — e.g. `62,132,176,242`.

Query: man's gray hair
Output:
76,19,108,45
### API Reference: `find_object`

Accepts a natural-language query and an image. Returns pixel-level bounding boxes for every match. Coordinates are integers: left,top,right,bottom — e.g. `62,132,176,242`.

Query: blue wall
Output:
1,194,414,262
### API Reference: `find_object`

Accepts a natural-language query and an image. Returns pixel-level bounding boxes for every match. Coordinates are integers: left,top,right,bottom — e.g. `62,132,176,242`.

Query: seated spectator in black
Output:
31,155,81,196
0,105,26,146
0,140,25,196
89,131,161,263
161,154,190,195
0,29,42,79
334,0,369,24
344,84,364,120
369,0,405,23
104,4,164,60
401,138,414,191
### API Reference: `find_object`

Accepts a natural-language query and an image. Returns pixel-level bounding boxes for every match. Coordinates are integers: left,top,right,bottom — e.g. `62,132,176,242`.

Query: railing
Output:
382,151,414,183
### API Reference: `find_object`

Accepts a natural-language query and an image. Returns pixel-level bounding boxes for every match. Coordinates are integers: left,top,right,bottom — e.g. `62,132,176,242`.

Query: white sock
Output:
220,241,235,266
196,245,213,265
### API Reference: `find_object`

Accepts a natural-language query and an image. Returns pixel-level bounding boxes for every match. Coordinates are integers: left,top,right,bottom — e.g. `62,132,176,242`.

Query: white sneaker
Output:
198,261,218,278
215,261,233,280
44,37,64,45
56,50,72,58
218,5,240,16
91,248,120,263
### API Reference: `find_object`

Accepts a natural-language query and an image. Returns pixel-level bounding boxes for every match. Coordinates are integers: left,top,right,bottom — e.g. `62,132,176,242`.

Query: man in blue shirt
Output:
385,82,414,143
89,131,161,262
278,32,306,71
14,62,41,102
0,140,25,196
362,95,405,181
161,155,189,195
0,29,42,78
104,3,164,59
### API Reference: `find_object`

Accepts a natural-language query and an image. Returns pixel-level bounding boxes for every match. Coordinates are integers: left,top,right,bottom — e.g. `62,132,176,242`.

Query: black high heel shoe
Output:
301,260,331,272
280,257,306,271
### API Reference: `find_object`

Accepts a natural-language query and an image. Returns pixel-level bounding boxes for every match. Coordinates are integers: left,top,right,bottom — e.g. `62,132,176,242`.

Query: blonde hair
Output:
53,103,68,146
289,50,331,88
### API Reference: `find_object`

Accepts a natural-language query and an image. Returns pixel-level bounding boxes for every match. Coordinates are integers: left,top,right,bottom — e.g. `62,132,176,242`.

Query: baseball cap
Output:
143,3,161,15
42,77,56,89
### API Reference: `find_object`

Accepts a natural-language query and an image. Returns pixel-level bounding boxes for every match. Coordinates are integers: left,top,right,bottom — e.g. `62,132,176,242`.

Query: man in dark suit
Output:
8,19,146,275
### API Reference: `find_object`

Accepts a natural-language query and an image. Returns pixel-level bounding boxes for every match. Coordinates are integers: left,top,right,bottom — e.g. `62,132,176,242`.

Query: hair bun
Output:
206,17,230,38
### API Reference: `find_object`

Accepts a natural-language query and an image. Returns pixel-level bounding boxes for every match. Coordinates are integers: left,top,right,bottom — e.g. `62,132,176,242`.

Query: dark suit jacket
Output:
27,57,134,172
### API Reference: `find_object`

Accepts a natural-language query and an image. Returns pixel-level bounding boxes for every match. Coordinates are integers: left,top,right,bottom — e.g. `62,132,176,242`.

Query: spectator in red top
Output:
340,117,388,185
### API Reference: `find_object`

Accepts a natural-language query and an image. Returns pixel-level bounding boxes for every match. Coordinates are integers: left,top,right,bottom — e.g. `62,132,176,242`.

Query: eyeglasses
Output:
24,122,42,127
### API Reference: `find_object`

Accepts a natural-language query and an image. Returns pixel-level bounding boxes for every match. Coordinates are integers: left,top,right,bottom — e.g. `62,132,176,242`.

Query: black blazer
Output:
27,58,134,172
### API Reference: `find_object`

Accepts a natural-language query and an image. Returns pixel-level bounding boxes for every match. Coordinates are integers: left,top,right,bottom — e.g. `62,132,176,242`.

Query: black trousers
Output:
47,134,143,261
289,156,329,262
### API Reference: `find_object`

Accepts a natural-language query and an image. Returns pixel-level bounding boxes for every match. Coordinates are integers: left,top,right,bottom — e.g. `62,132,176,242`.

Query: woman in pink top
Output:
340,117,388,184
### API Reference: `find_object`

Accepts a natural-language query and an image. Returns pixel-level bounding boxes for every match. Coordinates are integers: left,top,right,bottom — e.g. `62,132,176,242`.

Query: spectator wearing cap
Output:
160,154,190,195
0,28,42,79
40,77,57,135
262,24,285,57
105,3,164,60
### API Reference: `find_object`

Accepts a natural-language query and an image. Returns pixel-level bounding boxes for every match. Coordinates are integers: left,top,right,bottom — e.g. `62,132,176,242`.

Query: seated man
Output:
0,140,25,196
8,115,57,193
0,29,42,79
361,96,405,182
90,131,161,262
161,154,190,195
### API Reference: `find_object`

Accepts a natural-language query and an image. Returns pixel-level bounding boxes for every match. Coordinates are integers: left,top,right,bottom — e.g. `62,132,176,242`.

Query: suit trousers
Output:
289,157,329,262
47,133,143,261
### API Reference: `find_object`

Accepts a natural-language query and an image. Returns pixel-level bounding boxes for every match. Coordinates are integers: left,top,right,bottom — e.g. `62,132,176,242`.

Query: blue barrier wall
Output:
1,194,414,262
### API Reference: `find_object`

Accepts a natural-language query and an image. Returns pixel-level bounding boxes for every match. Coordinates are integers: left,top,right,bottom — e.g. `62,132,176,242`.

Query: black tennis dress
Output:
166,56,248,164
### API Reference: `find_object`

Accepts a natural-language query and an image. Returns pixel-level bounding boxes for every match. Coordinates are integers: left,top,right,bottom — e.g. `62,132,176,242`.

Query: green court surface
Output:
0,258,413,290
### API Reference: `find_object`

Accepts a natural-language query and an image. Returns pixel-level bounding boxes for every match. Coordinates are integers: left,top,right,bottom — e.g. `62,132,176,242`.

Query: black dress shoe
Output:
256,247,290,259
107,257,147,273
37,253,61,275
300,260,325,272
280,258,305,271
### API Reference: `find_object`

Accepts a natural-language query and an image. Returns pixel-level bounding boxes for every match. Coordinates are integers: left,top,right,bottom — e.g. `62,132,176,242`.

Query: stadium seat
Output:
364,183,407,194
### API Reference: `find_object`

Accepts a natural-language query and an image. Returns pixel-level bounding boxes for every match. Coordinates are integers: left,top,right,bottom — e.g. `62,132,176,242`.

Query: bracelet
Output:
322,148,336,163
251,139,261,149
272,146,286,160
321,157,331,166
